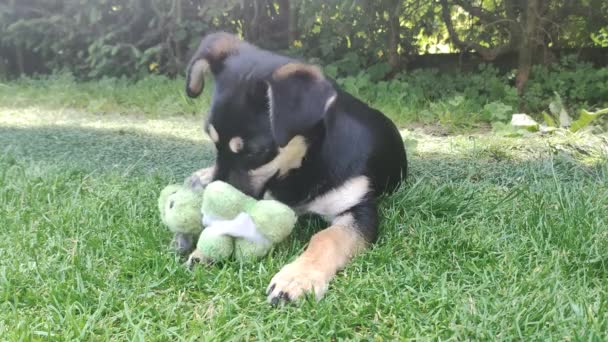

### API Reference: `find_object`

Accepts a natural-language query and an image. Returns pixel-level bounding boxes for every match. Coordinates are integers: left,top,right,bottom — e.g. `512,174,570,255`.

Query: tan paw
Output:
266,261,329,305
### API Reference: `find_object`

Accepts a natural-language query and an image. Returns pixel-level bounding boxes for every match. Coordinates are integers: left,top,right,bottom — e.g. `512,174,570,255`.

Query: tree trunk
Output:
386,0,402,73
174,0,183,74
276,0,293,49
15,45,24,76
516,0,540,106
287,0,298,46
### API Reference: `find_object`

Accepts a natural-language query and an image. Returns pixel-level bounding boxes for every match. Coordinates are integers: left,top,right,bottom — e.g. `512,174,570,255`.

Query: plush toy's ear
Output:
185,32,241,98
266,63,337,147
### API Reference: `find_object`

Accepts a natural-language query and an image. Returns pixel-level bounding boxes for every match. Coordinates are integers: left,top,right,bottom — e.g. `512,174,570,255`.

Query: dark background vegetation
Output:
1,0,607,124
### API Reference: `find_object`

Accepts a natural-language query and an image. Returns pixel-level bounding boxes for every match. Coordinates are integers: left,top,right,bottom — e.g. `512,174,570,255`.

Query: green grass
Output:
0,72,522,130
0,74,211,120
2,69,607,131
1,105,608,340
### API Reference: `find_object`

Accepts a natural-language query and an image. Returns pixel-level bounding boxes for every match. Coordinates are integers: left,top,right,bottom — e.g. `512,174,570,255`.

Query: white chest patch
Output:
304,176,370,221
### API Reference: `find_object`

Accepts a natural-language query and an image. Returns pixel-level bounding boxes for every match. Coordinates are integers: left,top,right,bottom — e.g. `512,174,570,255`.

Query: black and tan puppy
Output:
180,32,407,305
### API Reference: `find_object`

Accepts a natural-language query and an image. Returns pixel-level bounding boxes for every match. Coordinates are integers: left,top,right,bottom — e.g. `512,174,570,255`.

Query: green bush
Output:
334,64,518,126
334,60,606,127
524,57,608,114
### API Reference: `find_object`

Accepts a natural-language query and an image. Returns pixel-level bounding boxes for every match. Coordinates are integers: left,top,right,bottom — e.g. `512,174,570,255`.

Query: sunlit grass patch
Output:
0,74,211,119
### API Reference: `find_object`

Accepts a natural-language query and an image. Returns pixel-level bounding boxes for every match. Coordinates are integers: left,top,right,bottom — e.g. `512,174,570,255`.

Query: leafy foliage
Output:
541,92,608,132
482,101,513,123
571,108,608,132
0,0,606,80
0,0,227,78
524,59,608,115
337,59,607,127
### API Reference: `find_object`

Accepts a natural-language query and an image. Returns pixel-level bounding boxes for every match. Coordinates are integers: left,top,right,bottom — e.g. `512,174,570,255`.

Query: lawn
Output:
1,103,607,340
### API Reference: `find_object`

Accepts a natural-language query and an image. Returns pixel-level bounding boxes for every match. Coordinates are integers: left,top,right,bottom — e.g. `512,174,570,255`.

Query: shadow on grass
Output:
3,122,605,181
3,124,605,224
2,123,606,242
0,125,215,180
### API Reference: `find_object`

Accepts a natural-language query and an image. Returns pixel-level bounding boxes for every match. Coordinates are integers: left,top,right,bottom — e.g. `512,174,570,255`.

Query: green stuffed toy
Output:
158,184,205,255
158,180,297,263
158,184,205,236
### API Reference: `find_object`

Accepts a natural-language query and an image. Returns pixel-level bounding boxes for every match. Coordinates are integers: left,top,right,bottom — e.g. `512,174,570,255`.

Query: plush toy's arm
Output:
248,200,297,243
204,212,270,246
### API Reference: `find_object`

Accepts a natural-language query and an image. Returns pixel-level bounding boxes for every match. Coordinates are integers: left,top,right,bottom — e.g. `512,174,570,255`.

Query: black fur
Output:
186,32,407,243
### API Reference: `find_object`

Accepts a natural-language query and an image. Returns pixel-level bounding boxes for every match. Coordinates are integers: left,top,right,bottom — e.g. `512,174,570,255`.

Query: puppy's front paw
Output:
266,261,329,305
185,166,215,191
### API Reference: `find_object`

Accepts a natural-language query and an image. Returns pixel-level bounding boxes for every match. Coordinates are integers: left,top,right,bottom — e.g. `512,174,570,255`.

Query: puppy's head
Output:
186,32,337,198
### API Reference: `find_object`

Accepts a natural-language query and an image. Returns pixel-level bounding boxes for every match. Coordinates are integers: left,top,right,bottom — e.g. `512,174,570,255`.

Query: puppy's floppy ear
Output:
185,32,241,98
267,63,337,147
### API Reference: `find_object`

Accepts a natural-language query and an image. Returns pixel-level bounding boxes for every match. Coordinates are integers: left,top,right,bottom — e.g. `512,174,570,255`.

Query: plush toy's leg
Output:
184,165,216,190
234,239,272,261
185,248,213,269
266,203,375,305
186,213,272,267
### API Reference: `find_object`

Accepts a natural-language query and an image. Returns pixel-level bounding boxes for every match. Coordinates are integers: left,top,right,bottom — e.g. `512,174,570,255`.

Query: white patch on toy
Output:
203,212,271,246
201,212,220,226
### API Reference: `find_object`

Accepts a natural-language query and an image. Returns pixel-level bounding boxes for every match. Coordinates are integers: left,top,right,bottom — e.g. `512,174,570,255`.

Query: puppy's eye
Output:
244,147,271,159
244,149,260,158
